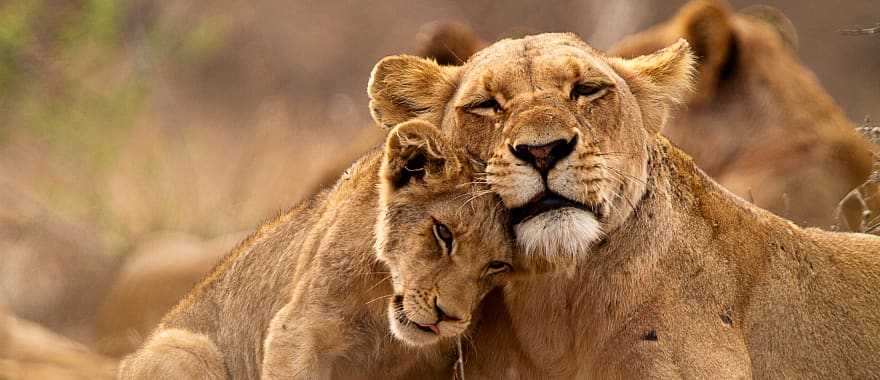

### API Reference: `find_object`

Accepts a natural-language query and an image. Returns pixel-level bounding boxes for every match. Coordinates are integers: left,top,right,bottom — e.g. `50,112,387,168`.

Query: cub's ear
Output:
368,55,459,129
381,120,460,190
611,39,697,134
416,21,485,66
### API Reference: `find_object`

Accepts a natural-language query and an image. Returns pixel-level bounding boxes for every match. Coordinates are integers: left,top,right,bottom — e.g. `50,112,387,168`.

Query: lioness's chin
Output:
514,207,602,263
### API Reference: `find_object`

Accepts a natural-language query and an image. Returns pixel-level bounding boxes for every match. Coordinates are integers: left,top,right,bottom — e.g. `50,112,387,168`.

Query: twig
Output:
455,336,466,380
840,23,880,36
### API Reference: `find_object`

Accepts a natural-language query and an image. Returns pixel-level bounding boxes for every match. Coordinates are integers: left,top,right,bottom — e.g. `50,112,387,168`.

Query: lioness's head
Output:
369,34,695,263
375,120,513,346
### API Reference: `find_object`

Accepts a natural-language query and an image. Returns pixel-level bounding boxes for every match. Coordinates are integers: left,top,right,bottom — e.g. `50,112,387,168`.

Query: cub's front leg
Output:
262,301,351,380
119,328,227,379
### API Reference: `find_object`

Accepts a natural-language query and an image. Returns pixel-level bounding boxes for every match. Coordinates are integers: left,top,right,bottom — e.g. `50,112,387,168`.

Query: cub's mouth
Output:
510,192,602,226
392,295,436,334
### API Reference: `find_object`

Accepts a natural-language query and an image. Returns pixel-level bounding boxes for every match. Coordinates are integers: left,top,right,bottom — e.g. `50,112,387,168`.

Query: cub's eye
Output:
570,83,608,101
486,260,512,275
432,221,454,254
467,98,502,117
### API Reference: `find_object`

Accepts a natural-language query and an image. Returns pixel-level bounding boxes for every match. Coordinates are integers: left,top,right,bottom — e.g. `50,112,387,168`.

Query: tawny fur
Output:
120,121,513,379
369,32,880,378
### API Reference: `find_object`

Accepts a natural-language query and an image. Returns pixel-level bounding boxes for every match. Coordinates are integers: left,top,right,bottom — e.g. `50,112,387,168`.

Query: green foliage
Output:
0,1,38,94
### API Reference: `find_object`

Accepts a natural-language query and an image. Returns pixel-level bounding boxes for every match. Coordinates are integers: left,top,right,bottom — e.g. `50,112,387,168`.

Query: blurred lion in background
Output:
608,0,877,229
0,306,117,380
94,232,248,357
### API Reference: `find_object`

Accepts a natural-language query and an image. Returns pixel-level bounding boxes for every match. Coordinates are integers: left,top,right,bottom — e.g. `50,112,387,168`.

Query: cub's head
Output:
369,34,695,264
375,120,514,346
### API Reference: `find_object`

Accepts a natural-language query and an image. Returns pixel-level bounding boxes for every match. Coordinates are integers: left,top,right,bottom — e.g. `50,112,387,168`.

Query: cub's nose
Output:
510,136,578,175
434,300,462,323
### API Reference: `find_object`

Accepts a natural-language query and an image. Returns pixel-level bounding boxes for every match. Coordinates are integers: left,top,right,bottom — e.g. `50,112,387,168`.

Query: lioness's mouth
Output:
510,192,601,225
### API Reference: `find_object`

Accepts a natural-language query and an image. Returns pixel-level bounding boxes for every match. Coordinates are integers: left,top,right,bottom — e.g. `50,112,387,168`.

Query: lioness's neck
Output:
490,137,794,374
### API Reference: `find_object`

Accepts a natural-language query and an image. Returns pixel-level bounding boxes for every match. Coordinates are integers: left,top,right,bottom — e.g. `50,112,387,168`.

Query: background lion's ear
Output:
416,21,485,66
609,0,733,105
739,5,798,52
611,39,697,134
368,55,459,129
381,120,459,190
675,0,734,104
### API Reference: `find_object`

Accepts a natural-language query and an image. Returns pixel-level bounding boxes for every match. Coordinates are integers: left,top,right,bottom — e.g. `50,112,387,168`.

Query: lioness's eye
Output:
486,261,512,276
432,221,454,254
570,83,608,101
467,98,502,117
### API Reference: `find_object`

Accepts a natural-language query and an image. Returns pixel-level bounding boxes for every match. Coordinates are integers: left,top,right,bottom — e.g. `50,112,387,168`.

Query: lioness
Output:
368,33,880,378
119,120,514,379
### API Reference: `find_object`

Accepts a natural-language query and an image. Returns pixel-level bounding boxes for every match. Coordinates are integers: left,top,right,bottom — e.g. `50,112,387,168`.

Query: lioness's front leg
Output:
262,301,349,380
119,328,227,379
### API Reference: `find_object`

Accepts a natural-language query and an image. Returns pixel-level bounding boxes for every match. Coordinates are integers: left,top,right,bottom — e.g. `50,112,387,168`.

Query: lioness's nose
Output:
510,136,577,175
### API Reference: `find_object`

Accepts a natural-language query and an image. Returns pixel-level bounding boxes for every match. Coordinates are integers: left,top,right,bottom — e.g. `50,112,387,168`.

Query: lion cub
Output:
261,120,514,378
119,120,513,379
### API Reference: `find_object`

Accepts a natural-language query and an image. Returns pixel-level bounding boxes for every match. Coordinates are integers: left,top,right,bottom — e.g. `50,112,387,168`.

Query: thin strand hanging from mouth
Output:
456,336,466,380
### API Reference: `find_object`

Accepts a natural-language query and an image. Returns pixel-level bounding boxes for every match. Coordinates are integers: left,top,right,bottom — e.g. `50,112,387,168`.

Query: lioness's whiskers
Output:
602,164,647,186
592,151,640,158
602,175,637,212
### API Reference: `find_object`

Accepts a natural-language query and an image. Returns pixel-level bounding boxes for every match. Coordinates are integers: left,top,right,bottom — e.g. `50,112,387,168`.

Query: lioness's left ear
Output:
611,39,696,133
368,55,459,129
381,120,460,190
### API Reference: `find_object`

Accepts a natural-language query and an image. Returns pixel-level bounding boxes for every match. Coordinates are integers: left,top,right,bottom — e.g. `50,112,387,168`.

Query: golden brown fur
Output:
120,121,513,379
608,0,877,228
368,32,880,378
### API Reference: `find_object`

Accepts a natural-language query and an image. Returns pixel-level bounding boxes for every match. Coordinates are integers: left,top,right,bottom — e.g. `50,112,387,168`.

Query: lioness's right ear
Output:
610,39,697,134
368,55,459,129
609,0,733,105
381,120,459,190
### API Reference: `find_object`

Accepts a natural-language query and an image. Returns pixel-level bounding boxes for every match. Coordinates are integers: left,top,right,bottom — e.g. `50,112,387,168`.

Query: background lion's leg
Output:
118,328,227,379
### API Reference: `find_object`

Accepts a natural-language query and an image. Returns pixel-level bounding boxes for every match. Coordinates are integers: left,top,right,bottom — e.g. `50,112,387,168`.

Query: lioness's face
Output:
376,120,514,346
370,33,694,263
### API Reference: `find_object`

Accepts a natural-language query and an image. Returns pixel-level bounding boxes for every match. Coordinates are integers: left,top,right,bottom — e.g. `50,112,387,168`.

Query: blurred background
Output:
0,0,877,376
1,0,877,254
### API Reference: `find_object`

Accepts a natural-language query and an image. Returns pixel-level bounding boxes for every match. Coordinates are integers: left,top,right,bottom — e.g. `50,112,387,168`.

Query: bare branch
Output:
840,23,880,36
857,116,879,183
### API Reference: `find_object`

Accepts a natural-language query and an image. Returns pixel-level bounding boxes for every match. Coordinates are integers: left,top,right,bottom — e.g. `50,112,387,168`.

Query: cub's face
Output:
369,33,696,263
376,120,513,346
